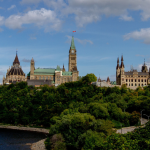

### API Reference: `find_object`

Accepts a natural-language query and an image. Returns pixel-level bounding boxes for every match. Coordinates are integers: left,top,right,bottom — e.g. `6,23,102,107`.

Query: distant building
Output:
27,36,79,86
116,56,150,87
3,52,26,85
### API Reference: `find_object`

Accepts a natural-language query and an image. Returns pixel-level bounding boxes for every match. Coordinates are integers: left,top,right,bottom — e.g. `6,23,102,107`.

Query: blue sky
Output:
0,0,150,84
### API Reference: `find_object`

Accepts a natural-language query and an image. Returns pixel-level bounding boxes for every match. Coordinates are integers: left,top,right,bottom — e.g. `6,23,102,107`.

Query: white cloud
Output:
20,0,42,5
5,8,62,31
46,0,150,27
124,28,150,44
66,35,93,45
0,16,4,26
119,14,133,21
7,5,16,11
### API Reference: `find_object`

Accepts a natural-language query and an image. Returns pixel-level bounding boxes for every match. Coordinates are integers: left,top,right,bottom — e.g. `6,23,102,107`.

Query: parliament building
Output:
116,55,150,87
27,36,79,86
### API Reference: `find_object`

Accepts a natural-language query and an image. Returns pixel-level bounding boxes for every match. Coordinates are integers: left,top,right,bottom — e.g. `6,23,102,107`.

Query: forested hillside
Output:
0,76,150,149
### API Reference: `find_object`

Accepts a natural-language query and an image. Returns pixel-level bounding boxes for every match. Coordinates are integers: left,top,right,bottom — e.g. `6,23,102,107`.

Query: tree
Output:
85,73,97,82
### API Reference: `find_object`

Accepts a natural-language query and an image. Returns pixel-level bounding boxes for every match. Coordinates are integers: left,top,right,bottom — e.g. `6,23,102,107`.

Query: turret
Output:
116,57,120,85
30,57,35,76
141,59,148,73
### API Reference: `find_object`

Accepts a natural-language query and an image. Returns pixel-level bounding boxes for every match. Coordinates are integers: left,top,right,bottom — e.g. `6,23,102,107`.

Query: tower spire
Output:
116,57,120,69
120,55,124,68
13,51,20,65
71,36,75,49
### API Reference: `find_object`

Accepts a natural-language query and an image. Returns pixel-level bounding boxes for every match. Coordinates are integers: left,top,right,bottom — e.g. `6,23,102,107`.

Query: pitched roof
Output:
34,68,55,75
13,53,20,65
71,36,75,49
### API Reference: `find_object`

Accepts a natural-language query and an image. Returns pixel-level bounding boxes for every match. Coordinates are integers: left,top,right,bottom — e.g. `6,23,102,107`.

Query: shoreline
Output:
0,124,49,134
0,124,49,150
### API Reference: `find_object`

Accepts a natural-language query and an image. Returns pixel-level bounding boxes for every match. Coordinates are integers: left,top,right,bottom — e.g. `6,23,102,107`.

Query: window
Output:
135,83,137,86
138,76,140,77
141,76,143,77
131,79,133,82
135,79,136,82
138,79,140,82
43,77,45,80
126,79,128,82
50,76,51,80
39,76,41,80
122,79,124,81
46,77,48,80
145,79,146,82
138,84,140,86
129,79,130,82
131,83,133,86
142,84,143,86
141,79,143,82
129,84,130,86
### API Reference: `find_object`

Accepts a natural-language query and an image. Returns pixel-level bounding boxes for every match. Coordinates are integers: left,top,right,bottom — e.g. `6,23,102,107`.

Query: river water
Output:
0,128,47,150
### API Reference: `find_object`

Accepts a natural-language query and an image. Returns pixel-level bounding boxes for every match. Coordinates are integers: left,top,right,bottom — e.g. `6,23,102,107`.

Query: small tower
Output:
116,57,120,85
120,55,125,85
62,64,66,72
141,59,148,73
30,57,35,79
107,77,110,83
68,36,77,72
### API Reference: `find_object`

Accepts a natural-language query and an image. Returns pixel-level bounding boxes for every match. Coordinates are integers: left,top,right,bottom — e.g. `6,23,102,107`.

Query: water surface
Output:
0,128,47,150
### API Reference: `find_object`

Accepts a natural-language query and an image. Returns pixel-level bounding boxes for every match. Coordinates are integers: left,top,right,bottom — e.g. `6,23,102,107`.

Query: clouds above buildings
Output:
124,28,150,44
5,8,62,31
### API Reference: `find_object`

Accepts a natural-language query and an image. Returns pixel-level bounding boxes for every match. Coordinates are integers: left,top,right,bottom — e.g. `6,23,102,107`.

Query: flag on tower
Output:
73,31,76,32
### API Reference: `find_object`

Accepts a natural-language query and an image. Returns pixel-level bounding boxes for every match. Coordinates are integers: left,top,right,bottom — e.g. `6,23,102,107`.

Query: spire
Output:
71,36,75,49
116,57,120,69
13,52,20,65
117,57,119,64
120,55,125,68
144,58,145,65
62,64,65,72
121,55,124,61
31,57,34,62
107,77,110,82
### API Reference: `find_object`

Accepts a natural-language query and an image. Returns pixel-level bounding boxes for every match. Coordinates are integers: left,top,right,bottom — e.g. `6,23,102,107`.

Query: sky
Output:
0,0,150,84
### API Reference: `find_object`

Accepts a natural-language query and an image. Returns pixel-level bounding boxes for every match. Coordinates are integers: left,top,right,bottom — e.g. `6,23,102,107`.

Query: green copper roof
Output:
62,71,72,76
27,72,30,76
56,65,61,71
71,36,75,49
34,68,55,75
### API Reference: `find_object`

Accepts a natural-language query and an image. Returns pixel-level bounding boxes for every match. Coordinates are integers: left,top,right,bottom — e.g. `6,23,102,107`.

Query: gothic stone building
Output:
116,55,150,87
27,36,79,86
3,53,26,84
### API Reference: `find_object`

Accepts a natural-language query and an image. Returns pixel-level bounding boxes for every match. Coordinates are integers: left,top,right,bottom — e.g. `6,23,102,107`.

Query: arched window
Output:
135,83,137,86
142,84,143,86
141,79,143,82
145,79,146,82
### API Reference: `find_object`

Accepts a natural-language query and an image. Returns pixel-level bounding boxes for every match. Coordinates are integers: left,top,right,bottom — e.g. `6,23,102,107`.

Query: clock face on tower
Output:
71,50,74,53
